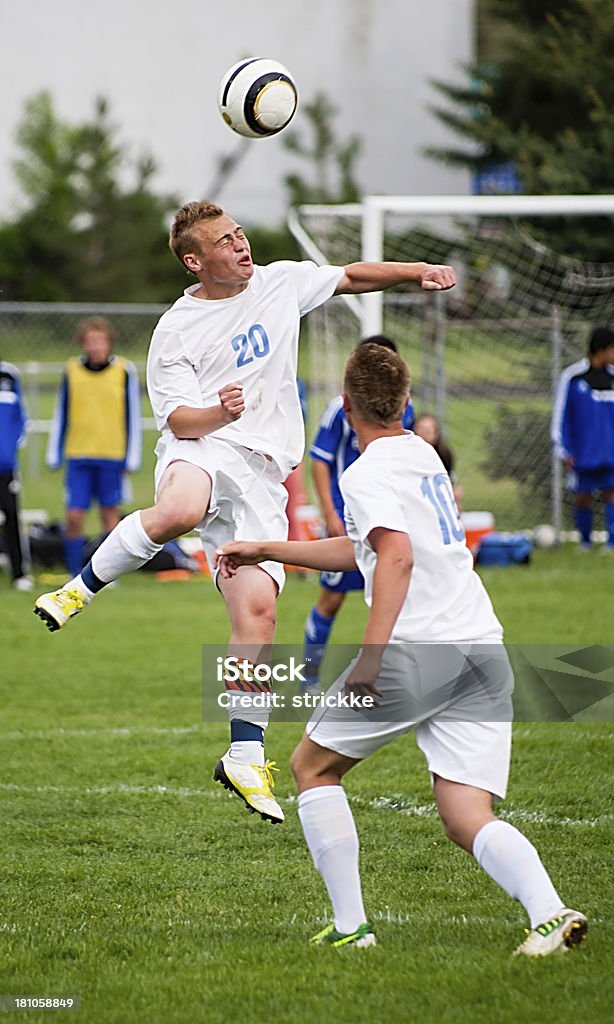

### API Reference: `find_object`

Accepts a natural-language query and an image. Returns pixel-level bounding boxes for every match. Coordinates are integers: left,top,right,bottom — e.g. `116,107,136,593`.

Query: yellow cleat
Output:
34,587,89,633
213,755,284,823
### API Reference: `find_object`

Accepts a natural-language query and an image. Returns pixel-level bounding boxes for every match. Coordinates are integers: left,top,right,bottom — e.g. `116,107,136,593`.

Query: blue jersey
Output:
551,358,614,471
310,395,415,517
0,361,27,473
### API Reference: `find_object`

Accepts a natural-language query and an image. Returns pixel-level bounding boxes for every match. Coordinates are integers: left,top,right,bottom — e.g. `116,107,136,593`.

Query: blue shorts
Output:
570,467,614,494
66,459,126,510
320,568,364,593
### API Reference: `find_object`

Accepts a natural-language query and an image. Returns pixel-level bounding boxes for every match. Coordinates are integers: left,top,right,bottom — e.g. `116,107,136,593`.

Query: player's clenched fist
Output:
219,381,245,422
420,265,456,291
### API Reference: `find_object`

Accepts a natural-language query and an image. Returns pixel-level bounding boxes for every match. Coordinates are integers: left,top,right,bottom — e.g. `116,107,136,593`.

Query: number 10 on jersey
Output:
421,473,464,545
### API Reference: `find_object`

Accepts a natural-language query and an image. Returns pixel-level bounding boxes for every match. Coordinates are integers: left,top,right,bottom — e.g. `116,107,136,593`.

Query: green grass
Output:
0,547,612,1023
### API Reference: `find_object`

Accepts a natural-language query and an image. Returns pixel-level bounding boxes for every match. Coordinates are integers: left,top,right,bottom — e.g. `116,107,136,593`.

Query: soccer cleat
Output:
513,908,588,957
310,922,376,948
33,586,88,632
213,754,284,824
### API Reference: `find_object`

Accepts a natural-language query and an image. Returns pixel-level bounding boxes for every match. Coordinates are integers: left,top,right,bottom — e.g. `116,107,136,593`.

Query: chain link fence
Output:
3,286,613,535
0,302,166,480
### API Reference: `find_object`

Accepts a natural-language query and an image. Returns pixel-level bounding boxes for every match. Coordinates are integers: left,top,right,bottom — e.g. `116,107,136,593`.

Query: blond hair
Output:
344,343,410,425
74,316,116,348
169,199,225,267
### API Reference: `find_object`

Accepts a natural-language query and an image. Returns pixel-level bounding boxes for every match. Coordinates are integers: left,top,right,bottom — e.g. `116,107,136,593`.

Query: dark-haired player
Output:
551,324,614,551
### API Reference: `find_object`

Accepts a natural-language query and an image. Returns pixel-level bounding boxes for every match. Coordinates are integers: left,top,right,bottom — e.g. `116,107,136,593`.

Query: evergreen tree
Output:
428,0,614,259
283,93,362,206
0,93,185,301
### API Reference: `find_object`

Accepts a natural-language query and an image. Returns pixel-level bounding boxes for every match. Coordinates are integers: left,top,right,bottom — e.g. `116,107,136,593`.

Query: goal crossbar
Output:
293,194,614,334
288,194,614,534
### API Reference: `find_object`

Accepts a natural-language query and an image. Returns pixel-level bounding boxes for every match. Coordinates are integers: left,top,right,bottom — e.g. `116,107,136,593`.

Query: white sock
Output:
473,819,563,927
298,785,366,934
90,511,163,584
228,741,265,767
66,575,95,600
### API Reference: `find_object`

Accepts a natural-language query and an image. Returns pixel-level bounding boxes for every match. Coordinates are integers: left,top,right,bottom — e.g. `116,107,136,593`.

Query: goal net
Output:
289,196,614,535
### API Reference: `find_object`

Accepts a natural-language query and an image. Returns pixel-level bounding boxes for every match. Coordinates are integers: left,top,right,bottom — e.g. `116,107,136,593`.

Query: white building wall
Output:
0,0,474,226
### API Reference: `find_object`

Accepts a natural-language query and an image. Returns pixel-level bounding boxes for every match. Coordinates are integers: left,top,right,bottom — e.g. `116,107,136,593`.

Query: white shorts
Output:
154,434,289,593
306,643,514,800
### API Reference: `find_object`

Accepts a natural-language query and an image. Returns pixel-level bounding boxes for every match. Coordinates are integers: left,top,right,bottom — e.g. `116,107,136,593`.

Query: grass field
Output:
1,547,613,1023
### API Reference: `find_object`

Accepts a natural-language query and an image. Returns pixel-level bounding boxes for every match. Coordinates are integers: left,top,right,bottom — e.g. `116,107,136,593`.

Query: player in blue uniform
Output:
551,325,614,551
302,337,414,688
0,360,31,590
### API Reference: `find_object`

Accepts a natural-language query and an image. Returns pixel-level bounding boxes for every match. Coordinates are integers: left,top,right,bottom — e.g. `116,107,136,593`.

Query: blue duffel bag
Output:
475,532,533,566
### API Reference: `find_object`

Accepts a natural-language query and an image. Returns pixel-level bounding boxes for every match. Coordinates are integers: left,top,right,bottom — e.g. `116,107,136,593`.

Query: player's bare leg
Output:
34,462,211,631
213,566,285,823
140,461,212,543
433,776,587,956
290,735,375,945
100,505,121,534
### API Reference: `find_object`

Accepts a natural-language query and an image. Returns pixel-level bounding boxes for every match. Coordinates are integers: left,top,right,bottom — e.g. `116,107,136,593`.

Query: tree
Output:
283,93,362,206
0,93,185,301
482,406,553,520
427,0,614,259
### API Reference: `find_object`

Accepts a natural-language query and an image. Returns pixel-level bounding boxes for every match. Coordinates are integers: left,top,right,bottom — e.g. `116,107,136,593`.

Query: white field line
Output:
0,723,612,744
0,781,216,799
0,724,203,742
3,910,611,936
0,781,611,828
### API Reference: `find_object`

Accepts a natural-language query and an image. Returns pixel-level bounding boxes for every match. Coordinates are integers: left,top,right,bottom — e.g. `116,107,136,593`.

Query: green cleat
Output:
310,921,376,948
514,908,587,957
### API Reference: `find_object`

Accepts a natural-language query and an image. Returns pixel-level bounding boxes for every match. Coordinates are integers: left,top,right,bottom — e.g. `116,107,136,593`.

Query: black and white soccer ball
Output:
532,524,558,549
218,58,298,138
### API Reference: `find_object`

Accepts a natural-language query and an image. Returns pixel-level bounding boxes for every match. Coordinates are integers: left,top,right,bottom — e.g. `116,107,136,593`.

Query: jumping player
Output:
34,199,456,826
216,343,587,955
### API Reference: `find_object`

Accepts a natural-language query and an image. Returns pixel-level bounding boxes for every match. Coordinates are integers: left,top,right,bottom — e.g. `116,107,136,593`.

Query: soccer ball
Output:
533,523,557,549
218,58,298,138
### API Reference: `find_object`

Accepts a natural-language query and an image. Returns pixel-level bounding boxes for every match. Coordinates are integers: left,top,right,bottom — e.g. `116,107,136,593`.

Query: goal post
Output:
360,195,614,336
288,194,614,537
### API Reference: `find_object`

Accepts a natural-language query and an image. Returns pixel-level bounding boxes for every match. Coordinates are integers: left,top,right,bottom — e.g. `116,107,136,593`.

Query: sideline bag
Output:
475,532,533,566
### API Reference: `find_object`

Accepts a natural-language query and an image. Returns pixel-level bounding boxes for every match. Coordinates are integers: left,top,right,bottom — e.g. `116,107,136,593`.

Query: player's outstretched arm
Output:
335,261,456,295
215,536,357,579
167,382,244,439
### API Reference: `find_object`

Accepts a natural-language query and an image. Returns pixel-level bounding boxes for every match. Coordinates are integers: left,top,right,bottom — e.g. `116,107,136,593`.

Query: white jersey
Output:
146,261,344,476
340,433,503,642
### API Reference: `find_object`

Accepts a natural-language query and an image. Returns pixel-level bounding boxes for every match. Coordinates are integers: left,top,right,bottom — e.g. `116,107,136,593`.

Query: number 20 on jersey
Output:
231,324,270,367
